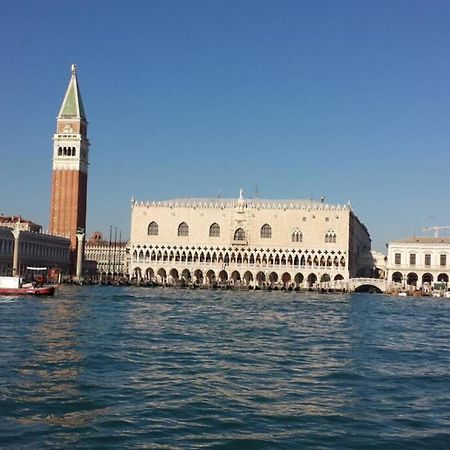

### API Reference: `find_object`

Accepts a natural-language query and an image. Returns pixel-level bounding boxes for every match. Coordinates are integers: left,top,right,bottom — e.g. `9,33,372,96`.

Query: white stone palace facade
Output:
0,226,70,277
129,192,371,288
84,232,128,279
387,237,450,289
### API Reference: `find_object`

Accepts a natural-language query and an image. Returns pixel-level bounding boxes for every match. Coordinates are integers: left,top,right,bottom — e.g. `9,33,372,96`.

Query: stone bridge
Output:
344,277,401,293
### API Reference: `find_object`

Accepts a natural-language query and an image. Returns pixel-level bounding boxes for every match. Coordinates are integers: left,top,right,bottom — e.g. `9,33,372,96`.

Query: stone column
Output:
76,232,85,280
12,227,21,277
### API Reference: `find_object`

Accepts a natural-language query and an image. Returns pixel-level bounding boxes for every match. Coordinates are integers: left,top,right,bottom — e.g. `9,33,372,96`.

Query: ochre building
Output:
129,192,371,288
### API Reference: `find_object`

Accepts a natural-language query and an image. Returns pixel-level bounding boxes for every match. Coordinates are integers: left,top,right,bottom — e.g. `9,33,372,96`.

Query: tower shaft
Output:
49,65,90,272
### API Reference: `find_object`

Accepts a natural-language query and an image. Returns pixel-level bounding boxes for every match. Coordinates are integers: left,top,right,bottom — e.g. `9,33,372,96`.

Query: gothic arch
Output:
231,270,241,281
307,273,317,287
234,228,246,241
243,271,253,285
148,221,158,235
256,271,266,286
178,222,189,237
194,269,203,283
209,223,220,237
281,272,291,284
182,269,191,281
261,224,272,238
218,270,228,282
294,273,304,285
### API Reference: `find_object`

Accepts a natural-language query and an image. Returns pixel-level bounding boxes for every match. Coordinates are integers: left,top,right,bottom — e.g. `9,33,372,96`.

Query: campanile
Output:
50,64,90,269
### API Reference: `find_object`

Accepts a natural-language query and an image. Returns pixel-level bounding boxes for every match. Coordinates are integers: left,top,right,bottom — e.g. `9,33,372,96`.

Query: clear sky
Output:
1,0,450,251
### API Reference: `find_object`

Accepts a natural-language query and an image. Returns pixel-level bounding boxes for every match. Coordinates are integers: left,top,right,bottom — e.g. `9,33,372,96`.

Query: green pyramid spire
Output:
58,64,87,121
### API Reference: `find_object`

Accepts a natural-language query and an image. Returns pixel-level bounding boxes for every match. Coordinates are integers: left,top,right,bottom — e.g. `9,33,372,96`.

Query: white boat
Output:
0,276,55,296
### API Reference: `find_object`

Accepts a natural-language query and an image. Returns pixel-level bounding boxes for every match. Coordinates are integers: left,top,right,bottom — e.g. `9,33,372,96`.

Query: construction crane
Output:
422,226,450,238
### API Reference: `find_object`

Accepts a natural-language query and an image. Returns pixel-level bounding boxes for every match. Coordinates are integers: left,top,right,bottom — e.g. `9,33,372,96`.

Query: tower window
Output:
260,224,272,238
178,222,189,237
209,223,220,237
72,147,76,156
58,147,62,156
147,221,158,236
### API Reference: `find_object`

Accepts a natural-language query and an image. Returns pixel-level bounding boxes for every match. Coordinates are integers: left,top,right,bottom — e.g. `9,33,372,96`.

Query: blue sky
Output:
1,0,450,251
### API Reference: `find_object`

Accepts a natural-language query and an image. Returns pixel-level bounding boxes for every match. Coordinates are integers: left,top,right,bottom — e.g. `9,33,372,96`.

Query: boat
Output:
0,276,55,296
431,282,447,298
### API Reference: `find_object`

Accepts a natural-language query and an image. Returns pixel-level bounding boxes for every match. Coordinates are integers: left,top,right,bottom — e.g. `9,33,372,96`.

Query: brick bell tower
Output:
50,64,90,273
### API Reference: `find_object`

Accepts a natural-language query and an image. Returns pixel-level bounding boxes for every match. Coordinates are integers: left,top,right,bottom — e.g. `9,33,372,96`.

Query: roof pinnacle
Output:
58,64,86,120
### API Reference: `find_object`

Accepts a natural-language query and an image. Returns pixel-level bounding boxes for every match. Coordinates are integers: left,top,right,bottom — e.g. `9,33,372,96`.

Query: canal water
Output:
1,286,450,449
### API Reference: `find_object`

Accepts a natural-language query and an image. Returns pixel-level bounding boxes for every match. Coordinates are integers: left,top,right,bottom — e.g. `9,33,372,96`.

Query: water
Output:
1,287,450,449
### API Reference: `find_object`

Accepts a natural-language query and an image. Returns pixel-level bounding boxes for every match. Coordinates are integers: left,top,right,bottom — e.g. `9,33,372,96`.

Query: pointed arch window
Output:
260,224,272,238
148,221,158,236
292,229,303,242
178,222,189,237
234,228,246,241
209,223,220,237
325,230,337,243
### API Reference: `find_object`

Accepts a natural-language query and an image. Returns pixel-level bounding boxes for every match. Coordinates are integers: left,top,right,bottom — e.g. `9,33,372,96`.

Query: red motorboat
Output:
0,276,55,296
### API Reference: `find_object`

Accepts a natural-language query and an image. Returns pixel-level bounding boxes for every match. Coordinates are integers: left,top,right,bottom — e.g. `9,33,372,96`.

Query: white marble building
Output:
129,191,371,288
84,232,128,279
386,237,450,288
0,226,70,277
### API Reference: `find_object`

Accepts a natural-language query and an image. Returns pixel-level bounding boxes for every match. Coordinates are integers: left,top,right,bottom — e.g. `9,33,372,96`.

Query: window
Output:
260,224,272,238
58,147,62,156
395,253,401,265
178,222,189,237
425,254,431,266
440,254,447,267
409,254,416,266
325,231,337,243
147,221,158,235
209,223,220,237
292,230,303,242
234,228,245,241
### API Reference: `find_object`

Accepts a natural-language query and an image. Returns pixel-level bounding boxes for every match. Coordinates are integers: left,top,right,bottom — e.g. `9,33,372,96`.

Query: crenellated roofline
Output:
131,197,351,211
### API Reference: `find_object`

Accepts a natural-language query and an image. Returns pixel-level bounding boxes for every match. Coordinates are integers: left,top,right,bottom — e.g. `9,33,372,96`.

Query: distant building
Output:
0,226,70,278
0,215,42,233
49,64,90,272
356,249,387,279
129,191,371,287
84,232,128,279
386,237,450,289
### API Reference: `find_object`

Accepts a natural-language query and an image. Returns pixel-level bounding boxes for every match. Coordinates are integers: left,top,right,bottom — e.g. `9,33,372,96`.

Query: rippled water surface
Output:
1,286,450,449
